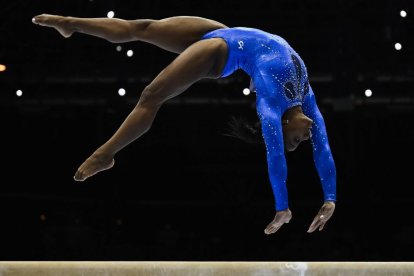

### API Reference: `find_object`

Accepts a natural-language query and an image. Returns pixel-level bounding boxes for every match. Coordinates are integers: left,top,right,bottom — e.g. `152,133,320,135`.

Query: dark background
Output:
1,0,413,261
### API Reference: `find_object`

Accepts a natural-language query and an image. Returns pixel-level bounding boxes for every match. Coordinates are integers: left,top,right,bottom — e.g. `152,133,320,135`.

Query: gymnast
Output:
32,14,336,234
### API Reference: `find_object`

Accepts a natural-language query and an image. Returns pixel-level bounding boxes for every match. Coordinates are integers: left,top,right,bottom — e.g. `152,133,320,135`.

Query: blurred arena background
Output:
0,0,413,261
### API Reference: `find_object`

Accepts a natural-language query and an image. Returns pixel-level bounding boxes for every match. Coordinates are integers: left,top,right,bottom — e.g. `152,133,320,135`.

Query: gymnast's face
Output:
282,115,313,152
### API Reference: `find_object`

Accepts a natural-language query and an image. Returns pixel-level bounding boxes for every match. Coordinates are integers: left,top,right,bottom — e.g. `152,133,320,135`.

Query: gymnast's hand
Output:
74,151,115,181
307,201,335,233
264,208,292,235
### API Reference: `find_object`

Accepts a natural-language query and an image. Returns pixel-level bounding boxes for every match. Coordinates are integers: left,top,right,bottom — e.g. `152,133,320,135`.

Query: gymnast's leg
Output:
73,38,228,181
32,14,227,53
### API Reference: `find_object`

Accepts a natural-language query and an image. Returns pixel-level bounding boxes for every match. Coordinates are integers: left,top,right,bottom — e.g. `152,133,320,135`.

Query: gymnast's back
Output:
201,27,302,76
202,27,310,111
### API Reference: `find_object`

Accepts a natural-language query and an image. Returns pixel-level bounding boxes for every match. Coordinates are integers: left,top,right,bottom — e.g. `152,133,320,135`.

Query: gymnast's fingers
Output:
307,215,323,233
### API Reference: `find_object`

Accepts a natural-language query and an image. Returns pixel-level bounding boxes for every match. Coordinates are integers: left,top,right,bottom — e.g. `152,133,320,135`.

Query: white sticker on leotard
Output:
238,40,244,50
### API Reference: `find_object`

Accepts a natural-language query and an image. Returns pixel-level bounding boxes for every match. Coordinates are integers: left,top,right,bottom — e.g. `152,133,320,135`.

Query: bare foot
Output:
32,14,74,38
74,153,115,181
264,209,292,235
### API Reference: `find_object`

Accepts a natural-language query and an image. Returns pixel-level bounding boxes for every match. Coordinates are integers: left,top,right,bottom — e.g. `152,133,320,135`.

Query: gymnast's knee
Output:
129,19,157,39
137,85,165,108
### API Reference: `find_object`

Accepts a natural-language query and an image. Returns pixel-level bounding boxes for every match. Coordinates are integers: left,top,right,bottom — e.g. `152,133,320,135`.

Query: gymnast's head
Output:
225,106,313,152
282,106,313,152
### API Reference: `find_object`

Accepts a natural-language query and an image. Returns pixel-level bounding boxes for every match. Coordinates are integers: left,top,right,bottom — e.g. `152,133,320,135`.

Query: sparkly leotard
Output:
202,27,336,211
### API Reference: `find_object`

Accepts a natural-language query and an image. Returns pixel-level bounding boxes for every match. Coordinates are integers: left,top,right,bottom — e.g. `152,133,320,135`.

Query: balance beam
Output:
0,262,413,276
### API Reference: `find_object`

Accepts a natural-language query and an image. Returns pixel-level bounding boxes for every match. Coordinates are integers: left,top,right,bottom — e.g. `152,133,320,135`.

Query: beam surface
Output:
0,262,413,276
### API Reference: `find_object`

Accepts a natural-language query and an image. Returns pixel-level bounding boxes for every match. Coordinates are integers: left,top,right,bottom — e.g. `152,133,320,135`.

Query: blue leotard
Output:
202,27,336,211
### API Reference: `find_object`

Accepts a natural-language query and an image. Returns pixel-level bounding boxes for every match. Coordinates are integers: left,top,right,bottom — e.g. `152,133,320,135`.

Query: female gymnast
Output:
32,14,336,235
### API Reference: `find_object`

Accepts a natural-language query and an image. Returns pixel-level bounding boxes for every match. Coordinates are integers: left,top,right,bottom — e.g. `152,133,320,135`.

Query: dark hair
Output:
223,116,263,144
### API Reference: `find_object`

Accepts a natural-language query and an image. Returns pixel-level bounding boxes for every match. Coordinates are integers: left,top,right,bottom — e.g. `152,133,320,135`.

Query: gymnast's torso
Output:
202,27,311,113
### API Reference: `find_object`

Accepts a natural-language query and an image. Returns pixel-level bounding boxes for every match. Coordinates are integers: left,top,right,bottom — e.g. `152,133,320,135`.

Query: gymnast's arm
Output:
256,95,289,211
302,87,336,203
